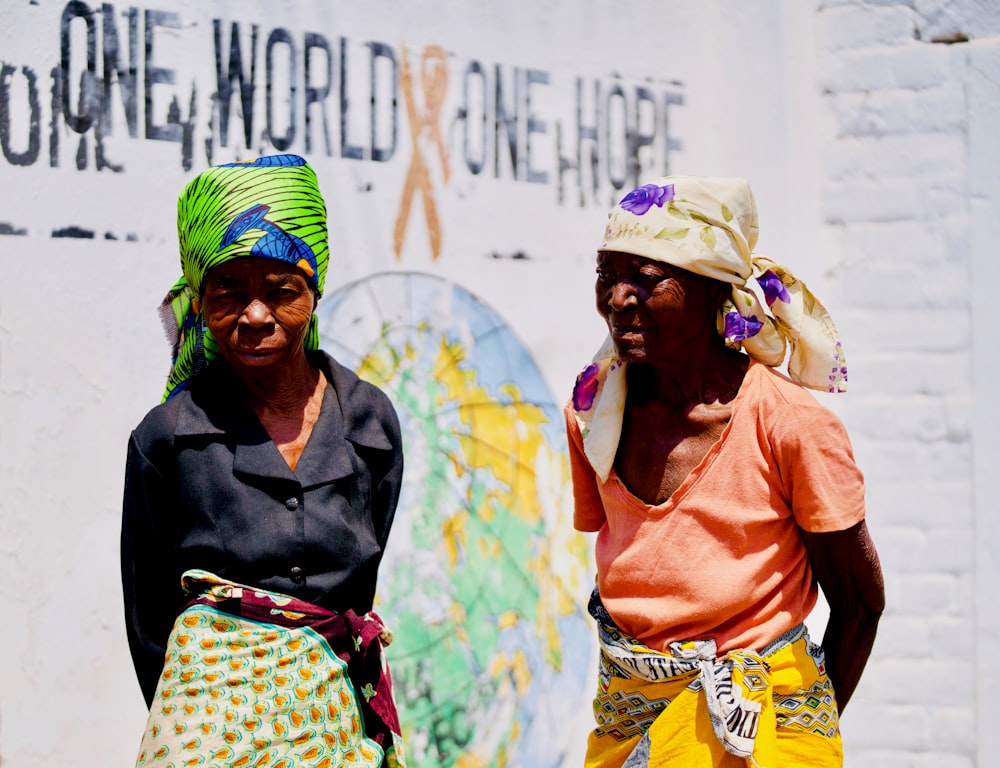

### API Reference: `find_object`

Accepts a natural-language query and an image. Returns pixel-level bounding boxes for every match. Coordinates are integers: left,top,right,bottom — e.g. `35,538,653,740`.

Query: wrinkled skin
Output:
201,257,325,470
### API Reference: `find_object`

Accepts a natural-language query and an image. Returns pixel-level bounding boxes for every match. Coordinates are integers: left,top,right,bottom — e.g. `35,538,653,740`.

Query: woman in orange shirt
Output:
566,177,884,768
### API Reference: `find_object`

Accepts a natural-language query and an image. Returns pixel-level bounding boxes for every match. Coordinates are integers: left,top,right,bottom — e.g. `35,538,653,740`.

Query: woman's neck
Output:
237,352,327,471
237,351,321,417
629,344,746,411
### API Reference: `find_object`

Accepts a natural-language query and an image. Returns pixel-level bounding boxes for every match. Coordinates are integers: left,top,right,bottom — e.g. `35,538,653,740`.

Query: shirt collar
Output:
172,351,394,485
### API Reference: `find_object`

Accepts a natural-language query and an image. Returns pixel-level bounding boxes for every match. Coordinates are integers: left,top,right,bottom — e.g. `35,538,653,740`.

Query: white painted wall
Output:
0,1,996,766
813,3,1000,765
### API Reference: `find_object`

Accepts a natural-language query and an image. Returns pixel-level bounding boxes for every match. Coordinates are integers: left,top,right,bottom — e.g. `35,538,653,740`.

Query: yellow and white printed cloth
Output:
586,597,842,768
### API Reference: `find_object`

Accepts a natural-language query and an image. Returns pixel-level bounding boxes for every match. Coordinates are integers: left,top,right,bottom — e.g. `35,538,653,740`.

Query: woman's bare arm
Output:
800,519,885,712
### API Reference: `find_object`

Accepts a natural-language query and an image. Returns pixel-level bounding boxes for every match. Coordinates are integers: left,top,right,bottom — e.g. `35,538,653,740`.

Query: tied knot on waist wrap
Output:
594,603,824,768
666,638,774,760
599,623,803,762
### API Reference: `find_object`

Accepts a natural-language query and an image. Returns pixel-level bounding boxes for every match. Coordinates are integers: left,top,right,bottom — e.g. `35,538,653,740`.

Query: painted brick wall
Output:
815,2,1000,765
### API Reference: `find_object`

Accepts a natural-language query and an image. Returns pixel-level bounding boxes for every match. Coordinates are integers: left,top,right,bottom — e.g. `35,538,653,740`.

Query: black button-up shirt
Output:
121,351,403,706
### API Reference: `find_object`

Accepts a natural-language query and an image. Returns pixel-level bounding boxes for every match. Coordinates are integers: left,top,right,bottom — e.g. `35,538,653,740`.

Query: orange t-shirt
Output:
566,361,866,654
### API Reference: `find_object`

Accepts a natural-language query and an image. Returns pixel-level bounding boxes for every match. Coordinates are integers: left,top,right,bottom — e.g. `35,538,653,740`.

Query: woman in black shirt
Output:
122,155,406,768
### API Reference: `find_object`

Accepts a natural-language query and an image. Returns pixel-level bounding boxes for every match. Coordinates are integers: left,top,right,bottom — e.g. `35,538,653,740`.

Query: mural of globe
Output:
316,271,594,768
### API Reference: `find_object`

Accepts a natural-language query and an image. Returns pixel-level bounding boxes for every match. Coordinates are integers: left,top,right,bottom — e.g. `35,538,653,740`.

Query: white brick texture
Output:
816,1,1000,765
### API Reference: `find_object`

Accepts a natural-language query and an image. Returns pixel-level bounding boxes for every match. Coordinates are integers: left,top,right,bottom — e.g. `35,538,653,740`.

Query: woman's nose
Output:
241,298,274,326
609,281,638,311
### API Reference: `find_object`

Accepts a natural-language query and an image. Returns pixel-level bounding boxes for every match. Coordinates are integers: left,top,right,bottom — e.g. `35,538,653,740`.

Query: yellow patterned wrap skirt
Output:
585,607,842,768
134,570,406,768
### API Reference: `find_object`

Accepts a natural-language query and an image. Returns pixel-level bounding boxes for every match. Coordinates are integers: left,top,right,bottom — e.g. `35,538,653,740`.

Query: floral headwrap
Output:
573,176,847,480
159,154,329,401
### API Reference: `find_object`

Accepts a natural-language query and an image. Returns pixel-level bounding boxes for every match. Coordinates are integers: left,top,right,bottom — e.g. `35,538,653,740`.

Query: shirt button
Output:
285,497,300,511
289,567,304,584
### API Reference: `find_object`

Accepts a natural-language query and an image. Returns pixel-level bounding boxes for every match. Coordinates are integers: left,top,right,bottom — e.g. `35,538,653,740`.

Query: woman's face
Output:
201,258,316,378
595,250,725,364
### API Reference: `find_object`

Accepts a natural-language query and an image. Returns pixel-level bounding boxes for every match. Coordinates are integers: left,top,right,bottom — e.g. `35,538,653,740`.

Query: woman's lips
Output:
611,326,645,340
231,347,281,362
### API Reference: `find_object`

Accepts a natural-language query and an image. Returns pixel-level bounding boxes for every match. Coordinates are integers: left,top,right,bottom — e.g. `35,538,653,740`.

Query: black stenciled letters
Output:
630,85,656,189
577,77,601,202
525,68,549,185
60,1,97,135
0,64,41,166
5,6,686,206
494,64,519,180
213,19,257,150
144,9,181,142
265,28,296,151
304,32,332,156
663,90,683,175
369,41,397,163
101,3,138,138
461,60,486,176
604,81,627,191
339,36,363,160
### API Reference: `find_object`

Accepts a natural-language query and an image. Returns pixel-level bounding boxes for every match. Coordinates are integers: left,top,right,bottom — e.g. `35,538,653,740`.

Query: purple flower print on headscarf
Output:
757,270,790,306
619,183,675,216
724,311,764,342
573,363,601,411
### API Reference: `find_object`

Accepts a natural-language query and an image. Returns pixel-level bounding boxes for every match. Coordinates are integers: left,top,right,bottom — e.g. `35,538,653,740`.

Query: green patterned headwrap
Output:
159,154,330,401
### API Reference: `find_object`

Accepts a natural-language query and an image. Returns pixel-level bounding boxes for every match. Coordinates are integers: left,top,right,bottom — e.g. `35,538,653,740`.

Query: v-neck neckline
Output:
606,361,758,515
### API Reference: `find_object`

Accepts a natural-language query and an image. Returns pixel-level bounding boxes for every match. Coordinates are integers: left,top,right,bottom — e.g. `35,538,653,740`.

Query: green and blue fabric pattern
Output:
159,154,330,401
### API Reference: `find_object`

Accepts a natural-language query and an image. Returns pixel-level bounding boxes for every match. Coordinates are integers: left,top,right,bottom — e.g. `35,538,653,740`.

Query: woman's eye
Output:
207,281,240,298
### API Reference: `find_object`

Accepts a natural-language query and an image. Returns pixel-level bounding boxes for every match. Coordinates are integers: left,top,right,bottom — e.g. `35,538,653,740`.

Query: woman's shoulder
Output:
313,351,401,448
744,361,824,409
316,353,392,408
130,391,187,455
742,361,854,450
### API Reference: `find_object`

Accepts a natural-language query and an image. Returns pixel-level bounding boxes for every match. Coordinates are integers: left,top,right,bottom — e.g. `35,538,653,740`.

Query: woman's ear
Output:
710,279,730,312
